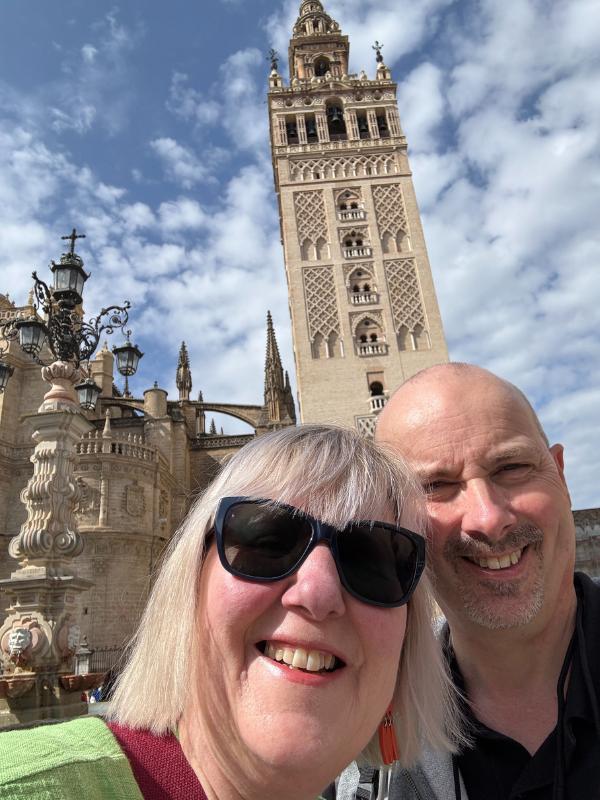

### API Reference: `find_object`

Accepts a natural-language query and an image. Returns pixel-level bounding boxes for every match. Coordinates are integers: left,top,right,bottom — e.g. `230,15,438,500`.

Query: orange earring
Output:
378,704,399,765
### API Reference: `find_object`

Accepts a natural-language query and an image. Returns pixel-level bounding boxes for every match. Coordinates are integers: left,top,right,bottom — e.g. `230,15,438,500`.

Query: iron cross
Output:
61,228,86,255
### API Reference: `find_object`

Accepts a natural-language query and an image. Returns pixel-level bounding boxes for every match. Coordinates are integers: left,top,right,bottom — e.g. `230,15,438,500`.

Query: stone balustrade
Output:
338,209,366,221
77,430,157,462
369,394,387,413
350,291,378,305
356,342,388,357
343,246,373,259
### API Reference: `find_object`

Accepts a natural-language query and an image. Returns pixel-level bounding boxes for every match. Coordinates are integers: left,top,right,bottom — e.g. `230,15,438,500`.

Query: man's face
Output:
377,372,575,632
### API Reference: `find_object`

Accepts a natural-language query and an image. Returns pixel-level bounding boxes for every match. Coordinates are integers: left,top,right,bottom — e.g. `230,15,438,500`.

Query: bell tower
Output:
268,1,448,433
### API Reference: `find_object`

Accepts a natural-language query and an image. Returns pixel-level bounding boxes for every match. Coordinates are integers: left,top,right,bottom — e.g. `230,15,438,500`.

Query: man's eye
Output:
498,463,531,475
424,481,456,497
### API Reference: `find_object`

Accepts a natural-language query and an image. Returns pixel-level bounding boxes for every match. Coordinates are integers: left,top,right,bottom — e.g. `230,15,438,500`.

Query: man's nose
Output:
281,543,346,620
461,478,516,542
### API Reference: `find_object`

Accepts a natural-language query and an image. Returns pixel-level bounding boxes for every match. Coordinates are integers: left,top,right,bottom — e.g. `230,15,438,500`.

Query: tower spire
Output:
289,1,346,81
262,311,296,429
176,341,192,401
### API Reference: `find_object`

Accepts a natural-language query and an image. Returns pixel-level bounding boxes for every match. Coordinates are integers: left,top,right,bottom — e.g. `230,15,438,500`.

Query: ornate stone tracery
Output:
294,190,329,248
373,184,408,238
290,153,396,182
302,266,341,344
383,258,430,349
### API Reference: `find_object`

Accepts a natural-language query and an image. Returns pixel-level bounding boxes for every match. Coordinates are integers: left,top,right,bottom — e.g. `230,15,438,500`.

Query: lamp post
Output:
0,228,143,410
0,229,143,726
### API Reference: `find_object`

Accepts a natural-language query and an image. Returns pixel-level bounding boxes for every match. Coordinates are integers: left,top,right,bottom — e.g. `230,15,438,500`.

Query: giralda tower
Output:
267,1,448,433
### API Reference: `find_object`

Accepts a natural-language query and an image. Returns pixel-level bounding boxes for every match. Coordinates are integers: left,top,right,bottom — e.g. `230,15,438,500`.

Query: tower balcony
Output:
355,341,388,357
349,291,379,306
338,209,366,222
369,394,388,413
343,246,372,259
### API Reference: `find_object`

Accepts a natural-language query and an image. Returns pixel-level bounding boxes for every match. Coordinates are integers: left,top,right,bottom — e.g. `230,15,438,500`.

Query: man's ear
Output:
550,444,568,489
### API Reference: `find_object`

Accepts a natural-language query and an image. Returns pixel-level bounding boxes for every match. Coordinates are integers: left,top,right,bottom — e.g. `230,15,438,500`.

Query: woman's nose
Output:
281,543,346,620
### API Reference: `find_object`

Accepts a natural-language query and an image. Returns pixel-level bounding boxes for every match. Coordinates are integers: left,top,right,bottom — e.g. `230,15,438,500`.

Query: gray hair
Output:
108,424,464,766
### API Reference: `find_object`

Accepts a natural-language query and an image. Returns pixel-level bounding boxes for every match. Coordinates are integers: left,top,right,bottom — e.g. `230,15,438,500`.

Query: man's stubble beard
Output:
436,523,545,631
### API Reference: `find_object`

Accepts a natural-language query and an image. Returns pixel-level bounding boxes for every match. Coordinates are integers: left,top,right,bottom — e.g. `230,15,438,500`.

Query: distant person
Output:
0,425,462,800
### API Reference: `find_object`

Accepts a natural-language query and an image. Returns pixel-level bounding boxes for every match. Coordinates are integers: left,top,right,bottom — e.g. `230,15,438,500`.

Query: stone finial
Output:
103,409,112,437
176,341,192,401
209,418,217,435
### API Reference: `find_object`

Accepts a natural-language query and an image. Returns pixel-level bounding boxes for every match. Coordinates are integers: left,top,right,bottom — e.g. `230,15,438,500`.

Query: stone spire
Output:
263,311,296,428
176,341,192,401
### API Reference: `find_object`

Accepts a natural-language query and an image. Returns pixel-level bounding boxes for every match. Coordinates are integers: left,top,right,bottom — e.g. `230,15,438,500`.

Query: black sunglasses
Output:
212,496,426,608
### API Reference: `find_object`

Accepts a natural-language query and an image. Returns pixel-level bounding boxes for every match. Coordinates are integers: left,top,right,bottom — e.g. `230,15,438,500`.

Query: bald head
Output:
376,363,548,452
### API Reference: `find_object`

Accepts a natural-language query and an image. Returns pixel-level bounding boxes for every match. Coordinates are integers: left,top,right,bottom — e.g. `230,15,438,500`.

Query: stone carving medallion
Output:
124,483,145,517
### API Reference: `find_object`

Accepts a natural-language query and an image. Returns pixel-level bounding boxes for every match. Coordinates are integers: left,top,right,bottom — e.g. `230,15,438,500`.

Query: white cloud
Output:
158,198,206,232
167,72,220,126
149,137,210,188
81,44,98,64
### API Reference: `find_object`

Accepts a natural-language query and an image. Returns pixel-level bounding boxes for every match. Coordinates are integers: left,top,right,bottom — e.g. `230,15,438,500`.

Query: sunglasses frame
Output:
212,496,426,608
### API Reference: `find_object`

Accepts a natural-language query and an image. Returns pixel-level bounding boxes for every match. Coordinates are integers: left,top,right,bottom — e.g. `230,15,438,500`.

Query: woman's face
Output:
192,499,408,786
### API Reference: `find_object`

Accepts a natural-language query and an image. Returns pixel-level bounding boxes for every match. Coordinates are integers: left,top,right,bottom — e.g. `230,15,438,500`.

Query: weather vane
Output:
372,41,384,63
267,48,279,72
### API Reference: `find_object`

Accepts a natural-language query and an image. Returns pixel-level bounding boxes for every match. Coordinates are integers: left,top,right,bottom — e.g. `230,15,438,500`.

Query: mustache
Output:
442,523,543,560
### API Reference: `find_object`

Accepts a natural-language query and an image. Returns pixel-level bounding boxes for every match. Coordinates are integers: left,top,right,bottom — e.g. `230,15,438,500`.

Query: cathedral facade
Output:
0,287,295,653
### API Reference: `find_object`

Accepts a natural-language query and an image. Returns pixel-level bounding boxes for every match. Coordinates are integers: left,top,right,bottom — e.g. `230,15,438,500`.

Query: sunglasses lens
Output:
336,524,419,605
222,503,313,579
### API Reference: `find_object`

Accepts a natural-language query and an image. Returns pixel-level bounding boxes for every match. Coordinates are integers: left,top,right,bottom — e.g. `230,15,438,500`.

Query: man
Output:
338,364,600,800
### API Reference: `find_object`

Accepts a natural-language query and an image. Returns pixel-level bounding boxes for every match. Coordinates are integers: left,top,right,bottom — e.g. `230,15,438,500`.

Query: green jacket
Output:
0,716,142,800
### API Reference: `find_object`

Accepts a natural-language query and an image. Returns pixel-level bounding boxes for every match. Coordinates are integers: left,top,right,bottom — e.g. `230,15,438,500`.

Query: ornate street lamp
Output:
0,361,14,392
0,228,142,410
74,377,102,411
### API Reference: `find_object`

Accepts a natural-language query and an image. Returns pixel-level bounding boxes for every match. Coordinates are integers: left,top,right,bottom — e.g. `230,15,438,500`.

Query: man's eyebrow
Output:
490,446,536,464
414,464,460,481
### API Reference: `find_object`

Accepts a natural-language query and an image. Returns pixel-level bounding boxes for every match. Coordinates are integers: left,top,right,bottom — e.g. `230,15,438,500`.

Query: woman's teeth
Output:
473,548,523,570
263,642,337,672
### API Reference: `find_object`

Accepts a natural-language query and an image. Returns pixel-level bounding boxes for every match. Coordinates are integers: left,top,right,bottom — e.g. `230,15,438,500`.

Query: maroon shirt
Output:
108,722,208,800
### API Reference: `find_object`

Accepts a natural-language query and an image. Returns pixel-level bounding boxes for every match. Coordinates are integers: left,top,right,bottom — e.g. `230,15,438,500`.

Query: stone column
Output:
0,361,96,726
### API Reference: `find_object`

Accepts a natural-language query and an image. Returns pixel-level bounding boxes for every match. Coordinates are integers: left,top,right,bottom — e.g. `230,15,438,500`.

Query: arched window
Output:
326,100,347,140
355,317,385,355
376,110,390,138
305,114,318,142
356,112,370,139
286,118,299,144
314,57,330,77
369,381,384,397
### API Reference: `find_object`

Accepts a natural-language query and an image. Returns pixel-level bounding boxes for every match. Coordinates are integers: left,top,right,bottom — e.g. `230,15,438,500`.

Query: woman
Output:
0,425,461,800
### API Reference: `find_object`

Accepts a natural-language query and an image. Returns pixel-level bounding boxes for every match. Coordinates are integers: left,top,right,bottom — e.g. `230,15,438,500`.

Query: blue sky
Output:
1,0,599,508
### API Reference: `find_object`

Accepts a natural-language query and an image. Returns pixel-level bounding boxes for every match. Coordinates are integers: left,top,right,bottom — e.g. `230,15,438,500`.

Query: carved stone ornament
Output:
75,477,100,518
9,410,91,569
125,483,145,517
39,360,82,413
7,628,32,659
0,618,48,668
56,619,81,658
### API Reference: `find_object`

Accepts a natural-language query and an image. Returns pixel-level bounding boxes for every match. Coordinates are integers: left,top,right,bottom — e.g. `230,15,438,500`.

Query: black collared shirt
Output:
454,573,600,800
